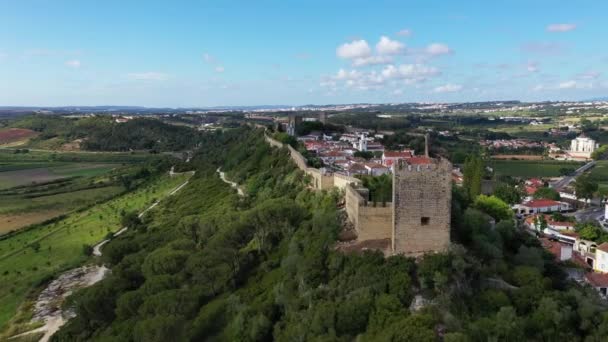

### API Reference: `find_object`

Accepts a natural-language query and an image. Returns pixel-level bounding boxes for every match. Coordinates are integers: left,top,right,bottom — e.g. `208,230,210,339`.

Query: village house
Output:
514,199,571,215
525,214,576,232
585,273,608,297
381,150,414,167
319,150,347,164
364,162,390,176
594,243,608,273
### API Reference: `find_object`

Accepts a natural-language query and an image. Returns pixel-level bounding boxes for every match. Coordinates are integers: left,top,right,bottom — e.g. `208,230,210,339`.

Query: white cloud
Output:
547,23,577,32
433,84,462,93
396,29,412,37
336,40,371,59
392,89,404,95
376,36,405,55
335,68,363,80
215,66,225,73
558,80,592,89
65,59,81,68
426,43,453,56
352,55,393,67
381,64,440,80
127,72,169,81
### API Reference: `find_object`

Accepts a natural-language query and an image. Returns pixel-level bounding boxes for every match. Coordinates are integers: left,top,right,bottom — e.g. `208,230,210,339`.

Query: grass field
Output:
0,149,160,164
0,173,191,331
0,163,118,189
490,160,583,178
588,160,608,190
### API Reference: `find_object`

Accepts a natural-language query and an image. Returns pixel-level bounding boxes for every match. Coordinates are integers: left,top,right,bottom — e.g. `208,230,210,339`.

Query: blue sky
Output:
1,0,607,107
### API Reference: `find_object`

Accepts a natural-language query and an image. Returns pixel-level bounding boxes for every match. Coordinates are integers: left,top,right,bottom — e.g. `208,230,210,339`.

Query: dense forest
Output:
12,115,199,151
53,127,608,341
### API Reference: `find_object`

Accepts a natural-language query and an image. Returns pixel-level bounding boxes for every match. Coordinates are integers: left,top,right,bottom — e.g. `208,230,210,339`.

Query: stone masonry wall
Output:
264,134,360,191
345,184,393,241
392,159,452,256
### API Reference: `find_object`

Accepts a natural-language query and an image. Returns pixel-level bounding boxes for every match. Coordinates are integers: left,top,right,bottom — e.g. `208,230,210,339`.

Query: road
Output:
551,160,596,191
570,206,605,223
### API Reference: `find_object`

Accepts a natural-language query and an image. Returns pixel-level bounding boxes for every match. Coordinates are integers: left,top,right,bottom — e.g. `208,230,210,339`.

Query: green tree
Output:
574,174,598,204
473,195,513,221
533,187,560,200
493,183,522,204
463,155,484,199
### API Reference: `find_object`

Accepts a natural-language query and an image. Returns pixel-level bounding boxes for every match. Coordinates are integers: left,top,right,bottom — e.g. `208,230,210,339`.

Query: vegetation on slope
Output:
11,115,200,152
0,158,182,331
50,127,608,341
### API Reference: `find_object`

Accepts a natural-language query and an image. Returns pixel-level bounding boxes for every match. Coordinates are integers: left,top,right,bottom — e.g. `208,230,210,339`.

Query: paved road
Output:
570,206,605,223
551,160,596,190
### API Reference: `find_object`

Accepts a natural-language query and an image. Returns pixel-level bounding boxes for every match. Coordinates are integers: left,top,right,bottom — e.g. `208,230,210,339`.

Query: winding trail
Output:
9,169,194,341
217,168,245,197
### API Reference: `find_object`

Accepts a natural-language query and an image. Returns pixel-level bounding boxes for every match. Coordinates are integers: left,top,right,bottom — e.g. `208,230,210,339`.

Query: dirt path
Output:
9,169,194,341
217,168,245,197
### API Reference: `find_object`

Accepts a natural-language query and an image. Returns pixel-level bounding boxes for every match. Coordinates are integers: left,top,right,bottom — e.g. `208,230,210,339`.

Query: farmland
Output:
490,160,584,178
588,160,608,190
0,172,191,333
0,128,38,147
0,149,170,234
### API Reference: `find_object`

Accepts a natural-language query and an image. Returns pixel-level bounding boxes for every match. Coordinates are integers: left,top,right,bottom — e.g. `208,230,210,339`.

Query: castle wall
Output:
265,133,361,191
392,160,452,256
345,184,393,241
334,173,362,190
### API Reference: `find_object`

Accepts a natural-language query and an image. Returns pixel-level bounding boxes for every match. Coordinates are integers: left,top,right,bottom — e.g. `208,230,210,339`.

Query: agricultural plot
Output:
0,173,191,331
490,160,583,178
588,160,608,190
0,163,118,189
0,129,38,147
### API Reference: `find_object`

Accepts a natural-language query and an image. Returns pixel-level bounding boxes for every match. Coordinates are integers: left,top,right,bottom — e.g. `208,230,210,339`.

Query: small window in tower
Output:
421,217,430,226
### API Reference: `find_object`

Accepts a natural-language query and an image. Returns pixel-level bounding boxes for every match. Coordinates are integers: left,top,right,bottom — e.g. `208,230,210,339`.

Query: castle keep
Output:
265,133,452,256
392,159,452,255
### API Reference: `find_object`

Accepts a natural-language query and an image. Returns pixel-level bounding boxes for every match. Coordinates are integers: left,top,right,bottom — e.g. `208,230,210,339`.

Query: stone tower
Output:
392,158,452,256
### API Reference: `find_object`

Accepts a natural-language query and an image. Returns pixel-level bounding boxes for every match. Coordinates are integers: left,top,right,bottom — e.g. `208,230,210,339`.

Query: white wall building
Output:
569,135,598,159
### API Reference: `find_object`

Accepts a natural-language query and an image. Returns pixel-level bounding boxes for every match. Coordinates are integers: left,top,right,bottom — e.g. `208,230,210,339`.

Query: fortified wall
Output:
344,184,393,241
264,134,361,191
264,133,452,256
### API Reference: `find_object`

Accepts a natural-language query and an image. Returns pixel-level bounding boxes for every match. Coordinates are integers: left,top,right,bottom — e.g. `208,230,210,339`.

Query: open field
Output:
0,129,38,146
0,173,191,331
490,160,583,178
0,163,118,189
0,211,65,235
588,160,608,190
491,154,544,160
0,149,161,164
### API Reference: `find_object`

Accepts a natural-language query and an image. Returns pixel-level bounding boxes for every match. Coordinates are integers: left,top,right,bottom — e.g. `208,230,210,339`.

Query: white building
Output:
514,199,571,215
569,135,598,159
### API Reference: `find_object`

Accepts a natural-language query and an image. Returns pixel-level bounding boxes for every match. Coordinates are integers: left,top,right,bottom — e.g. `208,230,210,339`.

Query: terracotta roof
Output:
540,237,566,261
523,199,561,208
561,230,580,238
348,163,366,171
525,186,538,195
383,150,413,158
585,272,608,287
321,151,346,157
526,178,544,187
598,242,608,253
